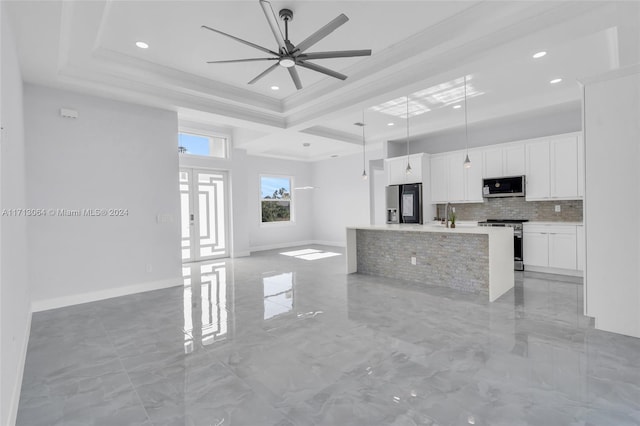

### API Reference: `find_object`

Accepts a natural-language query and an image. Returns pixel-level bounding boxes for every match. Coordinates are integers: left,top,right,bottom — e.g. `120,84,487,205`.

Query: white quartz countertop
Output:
347,223,512,235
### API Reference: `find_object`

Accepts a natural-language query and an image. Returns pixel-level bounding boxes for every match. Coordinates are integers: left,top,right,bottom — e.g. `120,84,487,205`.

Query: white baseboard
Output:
231,250,250,258
249,240,316,253
7,308,32,426
524,265,583,278
309,240,345,248
249,240,348,253
31,277,182,312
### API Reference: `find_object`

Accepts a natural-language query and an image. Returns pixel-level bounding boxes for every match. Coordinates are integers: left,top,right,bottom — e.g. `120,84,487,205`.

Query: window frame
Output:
259,174,294,226
178,131,229,160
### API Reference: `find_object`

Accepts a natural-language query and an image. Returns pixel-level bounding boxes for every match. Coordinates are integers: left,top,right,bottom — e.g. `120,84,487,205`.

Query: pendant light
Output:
463,75,472,169
405,95,412,175
361,110,368,180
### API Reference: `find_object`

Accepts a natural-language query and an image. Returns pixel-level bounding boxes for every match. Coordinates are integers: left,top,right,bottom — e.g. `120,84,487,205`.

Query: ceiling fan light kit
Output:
202,0,372,90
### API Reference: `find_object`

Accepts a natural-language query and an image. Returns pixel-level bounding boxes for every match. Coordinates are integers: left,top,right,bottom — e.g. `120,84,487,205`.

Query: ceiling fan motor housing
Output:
279,8,293,22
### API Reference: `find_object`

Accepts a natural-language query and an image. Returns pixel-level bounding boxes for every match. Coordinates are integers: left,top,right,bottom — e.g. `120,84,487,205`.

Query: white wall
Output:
1,7,31,425
25,85,182,310
244,155,314,251
311,151,382,246
584,68,640,338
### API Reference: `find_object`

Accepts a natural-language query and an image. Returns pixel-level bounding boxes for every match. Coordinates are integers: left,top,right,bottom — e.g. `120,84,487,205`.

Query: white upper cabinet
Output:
385,153,424,186
482,144,525,178
430,155,448,203
430,150,483,203
447,153,465,202
525,140,551,199
577,134,585,198
550,135,578,198
503,145,526,176
525,133,582,201
482,147,503,178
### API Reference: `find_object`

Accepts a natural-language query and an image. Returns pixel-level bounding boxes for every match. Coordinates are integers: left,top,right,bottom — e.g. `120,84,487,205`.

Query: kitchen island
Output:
346,224,514,302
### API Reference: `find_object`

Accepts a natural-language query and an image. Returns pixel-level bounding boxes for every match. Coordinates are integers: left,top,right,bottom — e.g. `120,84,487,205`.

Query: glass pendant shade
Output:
464,154,472,169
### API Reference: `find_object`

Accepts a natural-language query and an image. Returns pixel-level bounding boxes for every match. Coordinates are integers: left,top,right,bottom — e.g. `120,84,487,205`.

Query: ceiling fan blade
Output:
296,61,347,80
248,63,280,85
207,58,278,64
288,67,303,90
259,0,288,54
297,50,372,60
294,14,349,54
201,25,278,56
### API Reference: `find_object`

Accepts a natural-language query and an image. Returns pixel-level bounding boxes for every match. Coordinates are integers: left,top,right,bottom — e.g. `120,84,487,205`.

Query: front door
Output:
180,169,229,262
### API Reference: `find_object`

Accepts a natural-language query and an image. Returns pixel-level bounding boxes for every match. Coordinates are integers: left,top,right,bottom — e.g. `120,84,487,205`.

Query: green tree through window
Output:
261,177,291,223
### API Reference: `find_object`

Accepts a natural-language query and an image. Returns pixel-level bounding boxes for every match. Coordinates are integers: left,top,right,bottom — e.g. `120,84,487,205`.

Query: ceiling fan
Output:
202,0,372,90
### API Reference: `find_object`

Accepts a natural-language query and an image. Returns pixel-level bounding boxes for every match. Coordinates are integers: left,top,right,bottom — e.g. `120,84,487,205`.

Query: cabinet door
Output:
504,145,526,176
465,149,484,202
406,153,423,184
549,232,577,270
526,141,550,199
447,153,465,202
576,225,585,271
482,147,503,178
577,134,585,198
524,232,549,267
386,157,407,186
430,155,448,203
550,135,578,198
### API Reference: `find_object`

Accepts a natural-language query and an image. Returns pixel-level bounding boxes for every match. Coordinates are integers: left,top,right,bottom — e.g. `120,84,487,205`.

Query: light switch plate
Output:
411,256,417,265
555,205,561,212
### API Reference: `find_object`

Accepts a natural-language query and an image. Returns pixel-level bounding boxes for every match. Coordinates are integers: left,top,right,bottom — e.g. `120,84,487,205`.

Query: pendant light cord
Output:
406,96,410,157
362,110,366,171
464,75,469,155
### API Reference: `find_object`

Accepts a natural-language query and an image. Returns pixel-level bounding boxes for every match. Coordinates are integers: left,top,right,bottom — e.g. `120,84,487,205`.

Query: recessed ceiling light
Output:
453,105,462,109
550,78,563,84
270,86,279,91
135,41,149,49
387,122,395,126
533,51,547,59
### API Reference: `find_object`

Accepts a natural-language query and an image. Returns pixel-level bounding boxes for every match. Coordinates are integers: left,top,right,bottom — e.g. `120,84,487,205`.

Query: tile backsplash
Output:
436,198,583,222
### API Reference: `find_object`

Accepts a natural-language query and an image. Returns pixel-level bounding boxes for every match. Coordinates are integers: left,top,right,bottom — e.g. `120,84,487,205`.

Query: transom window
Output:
178,132,227,159
260,176,292,223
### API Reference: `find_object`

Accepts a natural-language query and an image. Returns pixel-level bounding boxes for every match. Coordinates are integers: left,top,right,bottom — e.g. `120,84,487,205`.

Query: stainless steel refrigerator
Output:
386,183,423,224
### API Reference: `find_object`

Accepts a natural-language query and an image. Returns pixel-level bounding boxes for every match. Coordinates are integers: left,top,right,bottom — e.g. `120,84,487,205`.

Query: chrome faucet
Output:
444,203,451,228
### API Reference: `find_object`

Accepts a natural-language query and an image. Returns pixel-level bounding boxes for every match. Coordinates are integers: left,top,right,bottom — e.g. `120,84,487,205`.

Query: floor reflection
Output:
182,261,232,352
263,272,294,320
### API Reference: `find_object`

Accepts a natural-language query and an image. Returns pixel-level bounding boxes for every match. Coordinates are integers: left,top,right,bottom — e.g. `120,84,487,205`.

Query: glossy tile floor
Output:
17,245,640,425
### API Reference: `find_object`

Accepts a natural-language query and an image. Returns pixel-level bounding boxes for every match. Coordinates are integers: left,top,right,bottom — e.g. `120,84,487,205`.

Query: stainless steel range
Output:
477,219,528,271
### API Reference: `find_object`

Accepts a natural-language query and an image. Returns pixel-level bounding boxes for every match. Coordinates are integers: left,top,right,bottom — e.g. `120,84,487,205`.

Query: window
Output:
178,132,227,159
260,176,292,223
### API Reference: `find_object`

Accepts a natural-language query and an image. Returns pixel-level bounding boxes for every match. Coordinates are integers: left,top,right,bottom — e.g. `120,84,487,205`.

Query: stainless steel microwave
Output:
482,175,526,198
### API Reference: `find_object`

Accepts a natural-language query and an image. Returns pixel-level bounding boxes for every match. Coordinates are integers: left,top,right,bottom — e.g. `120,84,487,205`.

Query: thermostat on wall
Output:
60,108,78,119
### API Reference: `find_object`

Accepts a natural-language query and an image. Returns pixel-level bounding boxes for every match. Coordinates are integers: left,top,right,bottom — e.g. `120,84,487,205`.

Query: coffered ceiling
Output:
6,1,639,161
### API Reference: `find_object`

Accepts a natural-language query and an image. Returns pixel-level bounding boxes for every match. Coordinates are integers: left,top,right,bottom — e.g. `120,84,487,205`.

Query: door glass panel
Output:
197,172,227,258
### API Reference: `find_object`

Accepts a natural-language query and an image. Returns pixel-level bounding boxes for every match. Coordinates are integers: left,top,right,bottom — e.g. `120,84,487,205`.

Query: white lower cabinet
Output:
548,232,577,270
523,231,549,267
577,225,585,271
524,224,580,273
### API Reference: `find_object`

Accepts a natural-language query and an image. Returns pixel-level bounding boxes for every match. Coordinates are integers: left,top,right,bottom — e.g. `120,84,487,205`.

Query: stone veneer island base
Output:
346,224,514,302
